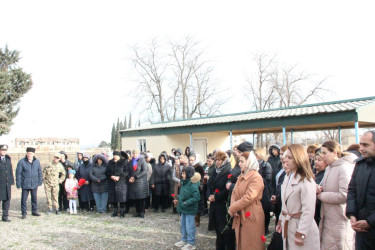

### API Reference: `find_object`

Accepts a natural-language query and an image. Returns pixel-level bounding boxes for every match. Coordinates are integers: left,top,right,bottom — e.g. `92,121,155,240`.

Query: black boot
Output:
111,209,118,217
120,209,125,218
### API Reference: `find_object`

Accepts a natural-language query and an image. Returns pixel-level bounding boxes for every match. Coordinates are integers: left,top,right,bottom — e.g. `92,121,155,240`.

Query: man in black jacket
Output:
0,145,14,222
347,131,375,249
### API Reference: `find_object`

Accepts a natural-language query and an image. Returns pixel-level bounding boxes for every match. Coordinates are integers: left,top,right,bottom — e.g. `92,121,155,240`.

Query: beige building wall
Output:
121,131,230,159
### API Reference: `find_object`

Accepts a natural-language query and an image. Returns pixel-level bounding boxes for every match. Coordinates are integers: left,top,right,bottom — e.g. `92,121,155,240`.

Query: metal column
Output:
253,132,255,145
230,130,233,152
338,126,342,146
355,122,359,144
291,129,294,144
283,127,286,145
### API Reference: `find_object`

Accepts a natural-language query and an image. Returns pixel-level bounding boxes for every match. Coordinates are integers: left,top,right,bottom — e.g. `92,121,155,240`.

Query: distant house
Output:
120,96,375,161
14,138,80,152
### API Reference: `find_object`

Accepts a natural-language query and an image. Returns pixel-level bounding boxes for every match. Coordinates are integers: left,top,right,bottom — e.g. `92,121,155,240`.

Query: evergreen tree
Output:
128,113,132,128
124,116,128,129
110,123,116,150
0,45,33,135
116,117,121,150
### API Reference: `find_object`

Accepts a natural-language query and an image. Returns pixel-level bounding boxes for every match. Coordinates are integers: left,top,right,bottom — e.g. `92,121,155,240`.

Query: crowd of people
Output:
0,130,375,249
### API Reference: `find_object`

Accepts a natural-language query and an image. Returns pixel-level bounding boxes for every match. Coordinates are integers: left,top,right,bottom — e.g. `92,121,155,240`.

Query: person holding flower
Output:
228,151,265,250
207,151,235,250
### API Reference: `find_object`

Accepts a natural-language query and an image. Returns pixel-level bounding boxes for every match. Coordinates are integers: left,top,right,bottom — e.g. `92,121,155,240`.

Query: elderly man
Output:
0,144,14,222
347,131,375,249
43,153,66,215
16,147,43,219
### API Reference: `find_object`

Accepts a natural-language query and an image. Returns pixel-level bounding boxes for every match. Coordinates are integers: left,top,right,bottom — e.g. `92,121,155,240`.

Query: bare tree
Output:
271,64,327,107
131,35,225,123
131,40,168,122
245,53,329,147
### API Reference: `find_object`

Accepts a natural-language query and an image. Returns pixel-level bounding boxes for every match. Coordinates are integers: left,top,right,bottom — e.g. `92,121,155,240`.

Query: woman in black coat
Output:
208,151,235,250
267,144,282,195
128,149,148,218
89,154,109,213
106,151,130,217
254,148,273,235
76,155,94,211
151,153,171,212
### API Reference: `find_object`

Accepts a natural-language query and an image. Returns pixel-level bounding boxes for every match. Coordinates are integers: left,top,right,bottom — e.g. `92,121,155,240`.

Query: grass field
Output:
2,186,274,249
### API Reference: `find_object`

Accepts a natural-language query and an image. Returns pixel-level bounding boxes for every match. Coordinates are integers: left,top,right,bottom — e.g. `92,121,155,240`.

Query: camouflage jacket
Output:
43,161,66,187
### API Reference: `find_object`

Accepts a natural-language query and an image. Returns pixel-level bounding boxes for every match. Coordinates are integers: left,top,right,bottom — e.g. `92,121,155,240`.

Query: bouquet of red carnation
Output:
78,178,86,186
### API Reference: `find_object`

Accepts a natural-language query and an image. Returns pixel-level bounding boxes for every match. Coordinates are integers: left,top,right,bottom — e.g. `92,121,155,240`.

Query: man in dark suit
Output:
0,144,15,222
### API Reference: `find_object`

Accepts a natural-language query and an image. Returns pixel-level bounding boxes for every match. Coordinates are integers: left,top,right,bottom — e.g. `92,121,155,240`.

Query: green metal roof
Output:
121,96,375,136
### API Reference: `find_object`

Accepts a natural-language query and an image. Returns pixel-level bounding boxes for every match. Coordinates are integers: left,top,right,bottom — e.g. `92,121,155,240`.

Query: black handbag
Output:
267,231,283,250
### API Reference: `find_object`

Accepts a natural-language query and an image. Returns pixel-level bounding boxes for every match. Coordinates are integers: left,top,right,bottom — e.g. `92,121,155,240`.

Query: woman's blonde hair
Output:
287,144,314,182
254,148,268,162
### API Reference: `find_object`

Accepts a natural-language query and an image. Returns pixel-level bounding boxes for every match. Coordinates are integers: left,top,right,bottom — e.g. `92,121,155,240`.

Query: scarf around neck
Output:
132,157,140,172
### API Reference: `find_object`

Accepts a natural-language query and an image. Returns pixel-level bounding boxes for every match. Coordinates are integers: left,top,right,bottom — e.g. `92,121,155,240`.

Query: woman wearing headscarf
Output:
106,151,130,217
208,151,235,250
76,154,94,212
254,148,273,235
318,141,356,249
151,152,171,212
89,154,109,213
228,151,265,250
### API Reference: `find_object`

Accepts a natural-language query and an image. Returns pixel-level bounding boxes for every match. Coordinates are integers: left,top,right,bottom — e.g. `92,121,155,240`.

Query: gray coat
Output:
89,164,108,193
151,156,171,196
16,157,43,189
0,155,14,200
128,156,148,200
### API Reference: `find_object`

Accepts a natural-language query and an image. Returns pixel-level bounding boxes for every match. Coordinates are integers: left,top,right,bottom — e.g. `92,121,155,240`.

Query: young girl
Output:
174,166,201,250
65,170,79,214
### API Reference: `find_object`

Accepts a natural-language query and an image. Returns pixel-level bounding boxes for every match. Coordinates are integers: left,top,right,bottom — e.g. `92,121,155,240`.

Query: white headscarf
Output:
242,151,259,176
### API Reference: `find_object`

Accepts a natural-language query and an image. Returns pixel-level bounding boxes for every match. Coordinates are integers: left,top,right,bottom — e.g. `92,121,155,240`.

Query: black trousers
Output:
112,202,125,209
264,210,271,233
80,200,95,210
356,231,375,250
135,199,145,215
58,183,68,210
215,229,235,250
21,188,38,215
1,199,10,219
154,195,168,210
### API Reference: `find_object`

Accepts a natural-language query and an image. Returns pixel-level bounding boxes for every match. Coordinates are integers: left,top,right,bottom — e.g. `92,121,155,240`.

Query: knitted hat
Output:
113,151,121,157
0,145,8,151
182,166,195,179
68,170,76,175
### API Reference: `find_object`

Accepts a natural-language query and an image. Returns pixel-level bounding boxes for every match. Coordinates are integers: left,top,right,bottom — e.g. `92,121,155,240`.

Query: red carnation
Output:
78,178,86,186
215,189,219,193
171,194,175,197
73,187,77,190
261,235,266,243
245,211,251,217
227,174,232,179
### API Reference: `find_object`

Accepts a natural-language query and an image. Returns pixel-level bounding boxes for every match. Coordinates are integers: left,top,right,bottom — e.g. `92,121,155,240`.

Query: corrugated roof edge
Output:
121,96,375,131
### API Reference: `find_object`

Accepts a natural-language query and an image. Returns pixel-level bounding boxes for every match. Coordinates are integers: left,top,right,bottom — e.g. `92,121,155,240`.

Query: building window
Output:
137,139,147,152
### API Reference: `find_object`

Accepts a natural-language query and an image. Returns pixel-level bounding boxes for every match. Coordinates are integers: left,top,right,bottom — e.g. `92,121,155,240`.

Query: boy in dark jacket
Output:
174,166,200,250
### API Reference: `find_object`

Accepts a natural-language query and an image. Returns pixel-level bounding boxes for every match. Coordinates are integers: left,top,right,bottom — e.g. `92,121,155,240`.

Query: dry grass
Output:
3,186,274,249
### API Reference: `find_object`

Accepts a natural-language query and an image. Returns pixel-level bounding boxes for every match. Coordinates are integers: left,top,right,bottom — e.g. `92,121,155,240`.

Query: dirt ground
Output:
1,186,273,249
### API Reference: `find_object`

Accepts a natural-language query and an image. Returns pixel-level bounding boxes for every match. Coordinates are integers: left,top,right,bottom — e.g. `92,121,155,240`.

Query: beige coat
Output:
318,154,356,250
228,170,265,250
280,172,320,250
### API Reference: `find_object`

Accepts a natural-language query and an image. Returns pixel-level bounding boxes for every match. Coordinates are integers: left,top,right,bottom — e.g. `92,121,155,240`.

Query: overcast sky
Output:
1,0,375,147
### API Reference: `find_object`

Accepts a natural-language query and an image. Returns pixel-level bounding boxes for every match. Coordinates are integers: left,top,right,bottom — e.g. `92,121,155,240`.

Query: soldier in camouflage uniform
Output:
43,153,66,214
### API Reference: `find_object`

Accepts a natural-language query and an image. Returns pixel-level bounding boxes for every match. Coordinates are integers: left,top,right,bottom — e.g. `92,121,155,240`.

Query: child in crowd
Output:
174,166,201,250
65,170,79,214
